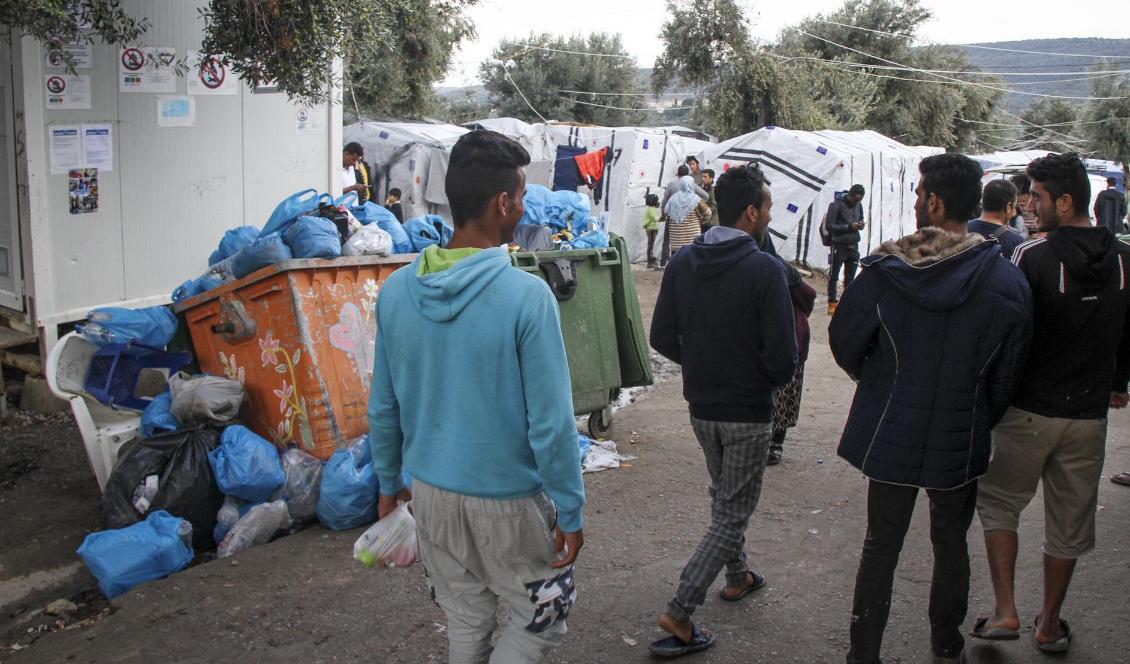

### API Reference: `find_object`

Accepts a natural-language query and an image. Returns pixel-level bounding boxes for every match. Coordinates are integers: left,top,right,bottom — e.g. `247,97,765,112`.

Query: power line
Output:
557,94,696,113
776,53,1130,78
557,89,693,97
502,67,547,123
502,43,635,61
797,29,1126,101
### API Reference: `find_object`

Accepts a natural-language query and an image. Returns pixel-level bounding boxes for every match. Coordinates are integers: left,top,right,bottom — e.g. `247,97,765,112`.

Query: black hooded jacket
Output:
831,229,1033,489
651,228,798,423
1011,227,1130,419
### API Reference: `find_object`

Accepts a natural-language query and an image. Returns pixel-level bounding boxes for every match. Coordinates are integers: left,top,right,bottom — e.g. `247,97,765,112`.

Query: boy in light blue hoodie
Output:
368,130,585,663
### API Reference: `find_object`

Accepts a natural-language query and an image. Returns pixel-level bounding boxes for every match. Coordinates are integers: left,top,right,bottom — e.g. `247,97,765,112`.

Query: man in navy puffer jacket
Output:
830,153,1032,664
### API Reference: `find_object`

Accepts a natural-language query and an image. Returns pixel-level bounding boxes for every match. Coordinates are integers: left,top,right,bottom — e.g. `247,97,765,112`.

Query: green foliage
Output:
345,0,476,119
1086,66,1130,174
1018,98,1084,152
481,33,646,126
1,0,148,70
200,0,407,106
651,0,752,93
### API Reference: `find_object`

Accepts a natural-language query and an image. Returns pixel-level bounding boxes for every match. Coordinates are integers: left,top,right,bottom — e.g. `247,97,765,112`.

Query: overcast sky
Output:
440,0,1126,87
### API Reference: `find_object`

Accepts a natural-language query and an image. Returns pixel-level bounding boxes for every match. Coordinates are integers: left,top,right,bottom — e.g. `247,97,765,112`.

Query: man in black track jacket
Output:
975,153,1130,654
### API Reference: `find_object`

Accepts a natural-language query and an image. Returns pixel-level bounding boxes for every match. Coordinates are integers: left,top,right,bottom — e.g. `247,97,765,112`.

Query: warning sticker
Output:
119,46,176,93
186,51,238,96
45,75,91,110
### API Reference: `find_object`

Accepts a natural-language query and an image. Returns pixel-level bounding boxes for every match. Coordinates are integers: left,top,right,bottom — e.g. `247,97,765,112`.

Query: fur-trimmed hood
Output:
861,227,1003,312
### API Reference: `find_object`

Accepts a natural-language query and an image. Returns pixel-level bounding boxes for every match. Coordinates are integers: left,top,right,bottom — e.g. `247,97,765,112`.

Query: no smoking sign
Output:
46,76,67,94
120,47,144,71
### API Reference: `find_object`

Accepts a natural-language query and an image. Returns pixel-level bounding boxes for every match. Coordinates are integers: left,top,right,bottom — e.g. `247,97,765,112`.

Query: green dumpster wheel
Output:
587,406,612,439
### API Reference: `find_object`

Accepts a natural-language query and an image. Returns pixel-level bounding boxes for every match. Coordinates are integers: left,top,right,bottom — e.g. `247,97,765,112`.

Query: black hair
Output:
919,153,983,222
685,156,699,165
676,164,690,177
445,130,531,227
714,164,771,227
981,179,1017,214
1009,173,1031,195
344,141,364,155
644,193,659,207
389,188,402,198
849,184,865,197
1108,177,1118,187
702,168,715,178
1026,153,1090,217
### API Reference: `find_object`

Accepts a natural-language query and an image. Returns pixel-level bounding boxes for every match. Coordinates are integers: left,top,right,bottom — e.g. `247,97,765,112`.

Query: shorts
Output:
976,407,1107,559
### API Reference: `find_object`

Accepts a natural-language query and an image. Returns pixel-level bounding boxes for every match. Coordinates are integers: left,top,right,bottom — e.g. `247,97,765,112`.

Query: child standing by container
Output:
643,193,661,268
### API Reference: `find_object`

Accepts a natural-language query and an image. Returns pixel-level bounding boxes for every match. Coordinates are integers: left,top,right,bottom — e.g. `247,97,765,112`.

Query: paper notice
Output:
49,126,83,175
120,46,177,93
157,96,195,127
82,124,113,171
45,40,94,69
295,107,325,135
186,51,238,96
45,74,92,110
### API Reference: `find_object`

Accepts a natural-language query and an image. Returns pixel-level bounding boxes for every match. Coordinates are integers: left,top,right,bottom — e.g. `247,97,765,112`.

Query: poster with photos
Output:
68,168,99,215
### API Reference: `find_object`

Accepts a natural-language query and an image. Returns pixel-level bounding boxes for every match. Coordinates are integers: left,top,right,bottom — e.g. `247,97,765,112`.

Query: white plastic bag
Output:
343,225,393,257
217,500,290,559
353,503,418,568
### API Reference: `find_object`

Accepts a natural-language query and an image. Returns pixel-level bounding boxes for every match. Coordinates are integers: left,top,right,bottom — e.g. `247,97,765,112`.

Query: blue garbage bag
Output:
77,306,178,348
354,203,412,253
212,226,261,264
231,233,293,280
284,215,342,259
571,228,610,249
140,392,179,438
76,510,194,599
261,189,331,238
171,274,222,303
208,425,286,503
316,438,378,531
404,215,454,252
520,184,590,231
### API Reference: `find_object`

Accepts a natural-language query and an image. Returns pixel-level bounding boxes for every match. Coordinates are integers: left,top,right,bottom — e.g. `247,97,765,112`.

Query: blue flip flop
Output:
649,624,716,658
719,571,766,602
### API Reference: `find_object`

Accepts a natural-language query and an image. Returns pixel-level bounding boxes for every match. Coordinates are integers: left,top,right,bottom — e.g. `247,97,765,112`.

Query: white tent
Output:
702,127,942,270
343,121,469,220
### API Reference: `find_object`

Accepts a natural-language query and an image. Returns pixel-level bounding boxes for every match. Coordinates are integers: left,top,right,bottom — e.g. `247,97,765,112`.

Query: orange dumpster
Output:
174,256,414,460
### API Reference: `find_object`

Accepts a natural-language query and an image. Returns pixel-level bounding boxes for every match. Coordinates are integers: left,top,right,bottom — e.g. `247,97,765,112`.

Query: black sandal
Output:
719,571,766,602
649,623,716,658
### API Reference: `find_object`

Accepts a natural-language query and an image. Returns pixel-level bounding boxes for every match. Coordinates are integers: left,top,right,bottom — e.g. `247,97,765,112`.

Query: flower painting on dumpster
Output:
258,331,313,448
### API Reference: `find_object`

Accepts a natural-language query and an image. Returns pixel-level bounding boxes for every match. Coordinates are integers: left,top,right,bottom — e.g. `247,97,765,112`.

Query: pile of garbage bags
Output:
514,184,611,252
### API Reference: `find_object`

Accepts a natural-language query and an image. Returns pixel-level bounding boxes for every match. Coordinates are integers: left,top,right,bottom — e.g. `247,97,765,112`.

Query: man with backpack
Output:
824,184,866,314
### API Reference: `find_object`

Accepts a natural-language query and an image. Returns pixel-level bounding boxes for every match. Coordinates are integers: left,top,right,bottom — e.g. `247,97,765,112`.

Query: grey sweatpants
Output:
413,480,575,664
667,417,772,623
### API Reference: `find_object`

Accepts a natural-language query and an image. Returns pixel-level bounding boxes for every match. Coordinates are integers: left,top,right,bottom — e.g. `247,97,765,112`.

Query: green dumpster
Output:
510,233,653,438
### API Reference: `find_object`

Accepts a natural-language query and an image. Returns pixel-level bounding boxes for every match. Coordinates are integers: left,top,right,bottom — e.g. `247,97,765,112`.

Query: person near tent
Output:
755,232,816,466
659,165,709,268
1094,176,1127,234
968,179,1026,259
831,153,1032,664
666,176,709,255
368,130,585,663
342,142,375,203
384,187,405,223
649,163,797,658
826,184,866,315
1009,174,1036,238
643,193,662,268
686,155,704,189
974,154,1130,654
701,169,719,229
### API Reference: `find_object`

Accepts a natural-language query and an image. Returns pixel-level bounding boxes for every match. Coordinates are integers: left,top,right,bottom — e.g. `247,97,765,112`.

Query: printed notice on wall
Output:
186,51,238,96
119,46,177,93
49,126,82,175
45,74,92,110
82,124,114,171
295,107,324,135
69,168,99,215
157,96,195,127
45,39,94,69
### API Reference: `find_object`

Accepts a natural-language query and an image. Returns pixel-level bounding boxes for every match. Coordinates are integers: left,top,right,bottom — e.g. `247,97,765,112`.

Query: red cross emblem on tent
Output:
199,56,226,89
121,48,144,71
46,76,66,94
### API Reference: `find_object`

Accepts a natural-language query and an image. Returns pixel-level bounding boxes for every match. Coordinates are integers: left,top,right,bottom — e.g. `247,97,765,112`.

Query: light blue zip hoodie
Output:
367,247,586,532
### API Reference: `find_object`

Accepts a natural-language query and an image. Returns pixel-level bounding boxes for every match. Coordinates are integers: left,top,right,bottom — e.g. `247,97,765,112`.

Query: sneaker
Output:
767,448,782,466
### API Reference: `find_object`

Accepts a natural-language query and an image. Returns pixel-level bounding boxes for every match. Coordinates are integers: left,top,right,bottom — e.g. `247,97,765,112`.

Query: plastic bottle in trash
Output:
217,500,290,559
131,474,160,514
177,519,194,549
216,495,242,530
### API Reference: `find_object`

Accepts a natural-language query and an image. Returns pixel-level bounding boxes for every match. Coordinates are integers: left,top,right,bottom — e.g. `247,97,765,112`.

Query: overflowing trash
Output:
208,425,287,503
217,500,290,559
168,374,244,426
578,434,635,474
316,437,379,531
140,391,179,439
353,503,418,569
77,510,194,599
273,447,324,525
77,306,179,348
404,215,454,252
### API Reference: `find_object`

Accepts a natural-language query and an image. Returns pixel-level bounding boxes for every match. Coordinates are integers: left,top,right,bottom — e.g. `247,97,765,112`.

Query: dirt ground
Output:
2,266,1129,664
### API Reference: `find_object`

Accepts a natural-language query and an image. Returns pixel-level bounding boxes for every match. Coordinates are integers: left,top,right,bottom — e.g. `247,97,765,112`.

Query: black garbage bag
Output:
102,426,225,552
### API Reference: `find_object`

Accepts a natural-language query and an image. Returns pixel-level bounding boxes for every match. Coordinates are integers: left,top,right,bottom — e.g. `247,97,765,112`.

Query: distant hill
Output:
953,38,1130,113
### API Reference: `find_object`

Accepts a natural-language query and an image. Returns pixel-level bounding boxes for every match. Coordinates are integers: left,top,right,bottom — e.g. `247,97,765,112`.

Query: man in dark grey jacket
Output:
831,154,1032,664
1093,177,1127,234
826,184,866,313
